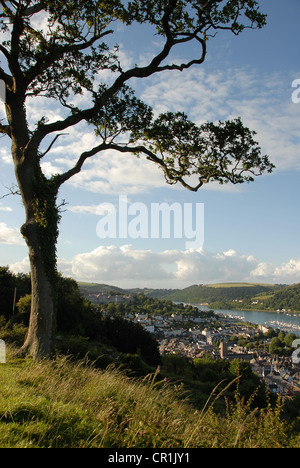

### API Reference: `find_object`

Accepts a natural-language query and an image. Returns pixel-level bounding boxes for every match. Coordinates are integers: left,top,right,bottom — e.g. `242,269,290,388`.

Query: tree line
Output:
100,293,215,319
0,267,160,367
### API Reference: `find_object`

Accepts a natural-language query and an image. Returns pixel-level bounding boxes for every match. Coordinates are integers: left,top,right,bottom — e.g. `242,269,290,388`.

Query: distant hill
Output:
78,282,127,296
263,283,300,311
78,281,300,311
164,283,283,304
78,282,179,300
78,281,287,305
126,287,180,299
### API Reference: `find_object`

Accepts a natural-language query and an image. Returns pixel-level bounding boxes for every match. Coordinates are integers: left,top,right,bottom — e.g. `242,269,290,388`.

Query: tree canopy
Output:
0,0,273,191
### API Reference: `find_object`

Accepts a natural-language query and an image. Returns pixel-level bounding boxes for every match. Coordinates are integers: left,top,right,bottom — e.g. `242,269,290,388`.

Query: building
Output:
220,341,228,359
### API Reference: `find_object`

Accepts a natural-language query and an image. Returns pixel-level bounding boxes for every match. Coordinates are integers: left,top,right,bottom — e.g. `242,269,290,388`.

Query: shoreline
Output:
197,305,300,315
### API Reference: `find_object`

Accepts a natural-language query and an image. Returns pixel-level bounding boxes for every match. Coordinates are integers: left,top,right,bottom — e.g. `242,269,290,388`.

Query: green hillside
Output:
78,282,179,299
78,281,300,311
263,283,300,311
78,282,127,295
165,283,282,304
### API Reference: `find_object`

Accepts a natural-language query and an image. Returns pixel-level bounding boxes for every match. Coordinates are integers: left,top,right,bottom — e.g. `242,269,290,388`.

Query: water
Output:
209,308,300,336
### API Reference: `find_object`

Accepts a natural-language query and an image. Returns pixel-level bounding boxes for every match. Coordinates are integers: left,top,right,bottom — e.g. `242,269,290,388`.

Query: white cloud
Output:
10,257,30,274
142,67,300,172
0,147,12,165
30,120,167,194
250,262,274,279
67,148,166,194
174,249,260,285
0,204,12,212
273,259,300,280
69,244,177,287
68,205,102,215
40,161,63,178
10,244,300,288
0,223,24,245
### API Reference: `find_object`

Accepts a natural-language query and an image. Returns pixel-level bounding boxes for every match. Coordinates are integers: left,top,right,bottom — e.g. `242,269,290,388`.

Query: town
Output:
90,292,300,398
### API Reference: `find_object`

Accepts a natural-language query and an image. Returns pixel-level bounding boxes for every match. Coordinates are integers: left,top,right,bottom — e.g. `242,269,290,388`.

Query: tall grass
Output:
0,347,299,448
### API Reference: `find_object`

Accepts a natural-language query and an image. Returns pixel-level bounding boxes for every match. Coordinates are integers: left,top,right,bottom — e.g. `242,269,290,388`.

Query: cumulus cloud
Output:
0,223,24,245
69,245,177,287
9,257,30,274
273,259,300,280
174,249,260,285
67,148,166,195
10,245,300,288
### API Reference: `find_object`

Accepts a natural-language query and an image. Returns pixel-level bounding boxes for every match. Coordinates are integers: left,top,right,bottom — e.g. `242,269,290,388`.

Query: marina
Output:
210,308,300,336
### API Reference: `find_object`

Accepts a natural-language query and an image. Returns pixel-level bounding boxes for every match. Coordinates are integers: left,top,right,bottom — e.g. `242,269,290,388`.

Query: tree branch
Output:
0,43,11,63
55,142,109,186
55,141,205,192
22,1,46,17
107,143,205,191
24,28,114,88
0,119,11,137
29,35,185,146
26,1,182,146
0,183,21,199
0,65,12,86
39,133,68,159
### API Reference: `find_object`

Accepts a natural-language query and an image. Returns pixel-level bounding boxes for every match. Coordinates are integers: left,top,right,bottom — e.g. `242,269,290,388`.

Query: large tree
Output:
0,0,274,359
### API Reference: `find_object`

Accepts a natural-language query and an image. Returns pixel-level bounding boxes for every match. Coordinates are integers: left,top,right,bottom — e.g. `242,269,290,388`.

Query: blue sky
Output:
0,0,300,288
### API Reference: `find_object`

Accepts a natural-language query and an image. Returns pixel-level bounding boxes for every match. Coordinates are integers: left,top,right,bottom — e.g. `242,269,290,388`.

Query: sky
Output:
0,0,300,289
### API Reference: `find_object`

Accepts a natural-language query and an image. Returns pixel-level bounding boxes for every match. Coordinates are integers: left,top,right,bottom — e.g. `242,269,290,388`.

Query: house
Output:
258,324,271,334
136,313,148,320
164,329,182,338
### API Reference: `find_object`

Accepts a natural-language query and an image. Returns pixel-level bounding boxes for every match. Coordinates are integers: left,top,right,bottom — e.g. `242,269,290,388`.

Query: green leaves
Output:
207,0,267,35
125,0,267,37
88,85,153,142
141,112,274,189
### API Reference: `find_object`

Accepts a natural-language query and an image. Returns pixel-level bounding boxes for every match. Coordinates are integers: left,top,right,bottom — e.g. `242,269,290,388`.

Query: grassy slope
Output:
0,348,299,448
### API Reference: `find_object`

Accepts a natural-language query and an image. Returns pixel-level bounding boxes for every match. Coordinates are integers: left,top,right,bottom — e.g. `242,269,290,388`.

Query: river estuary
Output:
210,308,300,336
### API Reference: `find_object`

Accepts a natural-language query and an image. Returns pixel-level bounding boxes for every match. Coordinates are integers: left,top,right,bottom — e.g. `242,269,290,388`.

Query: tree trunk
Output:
13,150,59,360
20,221,56,358
6,82,59,360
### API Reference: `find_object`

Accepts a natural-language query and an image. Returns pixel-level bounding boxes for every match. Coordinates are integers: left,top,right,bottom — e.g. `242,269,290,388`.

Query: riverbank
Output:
209,308,300,337
226,308,300,315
